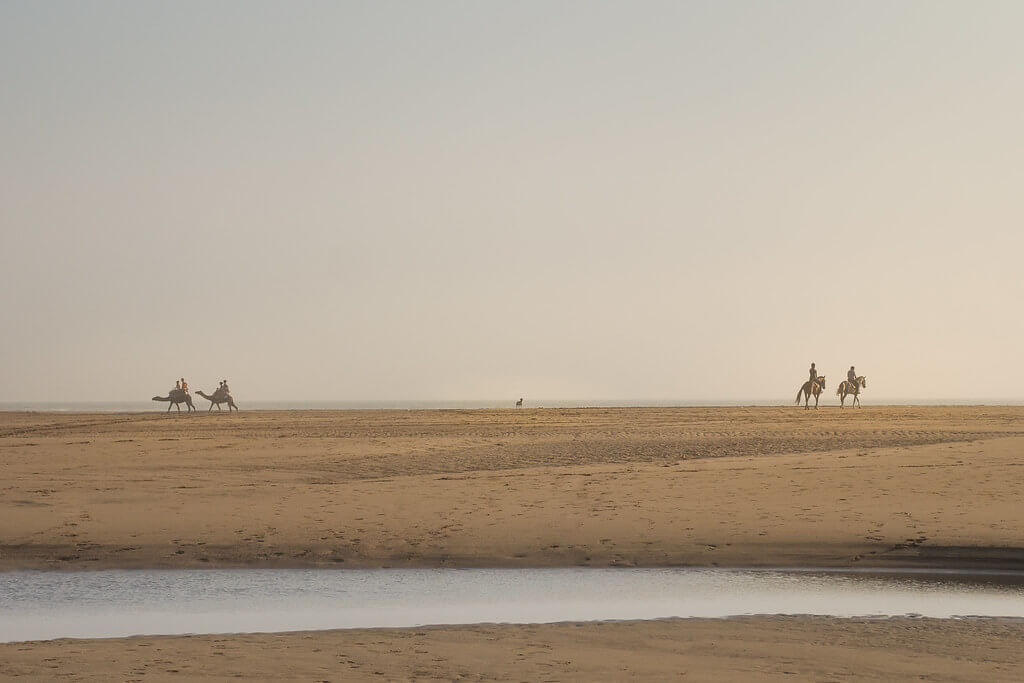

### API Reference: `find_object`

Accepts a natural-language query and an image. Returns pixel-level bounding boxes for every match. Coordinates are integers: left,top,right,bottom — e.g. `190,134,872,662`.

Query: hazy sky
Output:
2,1,1022,402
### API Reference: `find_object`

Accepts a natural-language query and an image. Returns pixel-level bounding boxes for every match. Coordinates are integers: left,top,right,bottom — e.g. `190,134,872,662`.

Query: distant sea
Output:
1,399,1022,412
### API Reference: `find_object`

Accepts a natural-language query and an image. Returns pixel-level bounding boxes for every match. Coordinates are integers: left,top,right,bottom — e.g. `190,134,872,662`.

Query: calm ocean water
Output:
1,398,1022,412
4,568,1024,642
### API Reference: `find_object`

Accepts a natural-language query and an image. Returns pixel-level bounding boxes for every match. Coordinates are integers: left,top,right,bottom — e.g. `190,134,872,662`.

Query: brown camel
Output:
196,388,239,412
151,388,195,412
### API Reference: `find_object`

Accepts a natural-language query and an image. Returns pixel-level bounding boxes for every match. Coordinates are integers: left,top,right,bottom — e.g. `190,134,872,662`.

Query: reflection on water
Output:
2,567,1024,642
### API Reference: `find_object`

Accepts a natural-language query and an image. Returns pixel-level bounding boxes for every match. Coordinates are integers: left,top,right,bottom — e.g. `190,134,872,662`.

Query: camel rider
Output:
809,363,818,386
222,380,230,395
181,378,189,394
174,379,181,392
847,366,857,386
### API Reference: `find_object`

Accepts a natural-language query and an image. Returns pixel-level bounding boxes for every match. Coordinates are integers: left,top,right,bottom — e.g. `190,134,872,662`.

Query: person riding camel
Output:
174,379,181,392
221,380,230,395
847,366,857,386
181,378,189,394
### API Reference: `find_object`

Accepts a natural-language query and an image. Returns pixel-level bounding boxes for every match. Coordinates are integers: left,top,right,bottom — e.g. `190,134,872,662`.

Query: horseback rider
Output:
809,363,818,386
847,366,857,386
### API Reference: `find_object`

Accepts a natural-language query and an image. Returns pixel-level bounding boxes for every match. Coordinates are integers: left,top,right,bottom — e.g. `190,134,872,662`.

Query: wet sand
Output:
3,407,1023,680
3,617,1023,682
1,406,1023,570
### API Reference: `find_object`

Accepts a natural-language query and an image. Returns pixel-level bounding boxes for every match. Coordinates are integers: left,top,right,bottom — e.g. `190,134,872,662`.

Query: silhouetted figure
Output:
838,368,867,408
796,375,826,410
153,388,196,413
809,363,818,385
515,398,523,408
198,385,239,412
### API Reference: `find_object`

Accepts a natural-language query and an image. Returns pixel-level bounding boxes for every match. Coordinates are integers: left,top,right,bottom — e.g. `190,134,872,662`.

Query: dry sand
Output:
3,618,1024,682
2,406,1024,680
2,406,1023,570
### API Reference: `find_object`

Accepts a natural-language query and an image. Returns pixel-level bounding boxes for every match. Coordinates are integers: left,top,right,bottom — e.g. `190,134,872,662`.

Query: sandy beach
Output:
2,406,1023,570
3,406,1024,680
4,617,1024,682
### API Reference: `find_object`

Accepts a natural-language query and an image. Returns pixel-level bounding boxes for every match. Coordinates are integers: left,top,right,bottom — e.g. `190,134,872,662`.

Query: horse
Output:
515,398,523,408
837,376,867,408
795,376,826,410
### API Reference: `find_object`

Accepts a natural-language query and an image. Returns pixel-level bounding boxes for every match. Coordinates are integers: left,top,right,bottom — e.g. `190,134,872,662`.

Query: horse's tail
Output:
835,382,844,397
795,386,804,404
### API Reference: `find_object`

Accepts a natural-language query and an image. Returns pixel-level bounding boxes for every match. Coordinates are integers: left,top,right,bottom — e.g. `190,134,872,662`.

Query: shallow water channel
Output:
3,567,1024,642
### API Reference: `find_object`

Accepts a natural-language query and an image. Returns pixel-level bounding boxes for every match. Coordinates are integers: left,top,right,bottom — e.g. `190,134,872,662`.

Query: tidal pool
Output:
2,567,1023,642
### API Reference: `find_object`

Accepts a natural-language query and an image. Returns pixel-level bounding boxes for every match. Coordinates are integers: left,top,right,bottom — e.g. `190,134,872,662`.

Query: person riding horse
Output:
838,366,866,407
797,363,826,409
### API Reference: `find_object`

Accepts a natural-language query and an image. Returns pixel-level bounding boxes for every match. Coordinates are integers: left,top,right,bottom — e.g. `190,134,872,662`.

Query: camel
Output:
837,376,867,408
152,388,195,412
795,376,826,410
196,387,239,412
515,398,523,408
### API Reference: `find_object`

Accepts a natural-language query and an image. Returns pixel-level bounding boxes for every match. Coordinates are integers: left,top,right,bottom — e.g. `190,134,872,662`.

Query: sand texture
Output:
1,406,1023,570
3,406,1024,681
3,617,1024,682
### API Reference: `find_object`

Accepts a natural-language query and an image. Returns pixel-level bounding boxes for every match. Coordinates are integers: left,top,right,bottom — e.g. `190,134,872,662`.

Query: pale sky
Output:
2,1,1022,403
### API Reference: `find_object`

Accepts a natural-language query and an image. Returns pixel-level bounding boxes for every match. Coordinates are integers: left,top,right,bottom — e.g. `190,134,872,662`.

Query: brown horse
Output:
795,376,826,410
837,376,867,408
794,376,827,409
